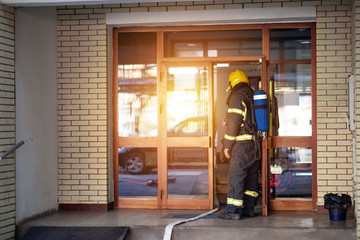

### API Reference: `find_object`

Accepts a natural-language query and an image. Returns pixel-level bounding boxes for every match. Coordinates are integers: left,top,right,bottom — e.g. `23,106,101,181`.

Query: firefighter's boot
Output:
219,211,241,220
244,207,255,218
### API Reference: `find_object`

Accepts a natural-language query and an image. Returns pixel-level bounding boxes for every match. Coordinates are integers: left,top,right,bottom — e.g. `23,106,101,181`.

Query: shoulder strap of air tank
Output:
238,91,257,135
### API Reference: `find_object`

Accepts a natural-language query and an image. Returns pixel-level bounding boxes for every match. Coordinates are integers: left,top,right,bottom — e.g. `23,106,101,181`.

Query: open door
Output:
211,58,268,216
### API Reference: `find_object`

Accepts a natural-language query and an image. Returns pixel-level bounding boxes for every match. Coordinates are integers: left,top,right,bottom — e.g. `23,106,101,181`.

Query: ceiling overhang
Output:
106,6,316,27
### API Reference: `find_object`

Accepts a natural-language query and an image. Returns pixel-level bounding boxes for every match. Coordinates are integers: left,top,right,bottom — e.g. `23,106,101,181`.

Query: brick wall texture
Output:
0,4,15,240
57,6,109,204
57,0,358,233
316,0,353,201
352,0,360,237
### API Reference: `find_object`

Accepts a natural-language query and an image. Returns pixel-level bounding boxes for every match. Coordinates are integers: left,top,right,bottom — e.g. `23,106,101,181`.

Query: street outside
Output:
118,169,208,199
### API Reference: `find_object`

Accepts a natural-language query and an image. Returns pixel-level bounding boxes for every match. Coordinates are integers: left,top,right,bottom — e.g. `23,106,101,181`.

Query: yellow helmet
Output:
226,70,249,92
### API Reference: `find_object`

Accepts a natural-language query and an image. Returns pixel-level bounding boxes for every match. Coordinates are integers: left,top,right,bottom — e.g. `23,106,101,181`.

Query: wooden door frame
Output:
160,61,214,210
113,23,316,210
113,29,159,209
262,23,317,211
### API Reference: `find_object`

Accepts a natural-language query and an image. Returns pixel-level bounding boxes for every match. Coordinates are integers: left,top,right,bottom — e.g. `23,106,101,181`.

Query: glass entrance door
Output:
161,63,213,209
268,27,315,210
113,23,315,211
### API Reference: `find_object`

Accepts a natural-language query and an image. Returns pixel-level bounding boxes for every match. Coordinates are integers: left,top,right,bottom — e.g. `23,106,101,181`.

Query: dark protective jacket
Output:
224,82,255,150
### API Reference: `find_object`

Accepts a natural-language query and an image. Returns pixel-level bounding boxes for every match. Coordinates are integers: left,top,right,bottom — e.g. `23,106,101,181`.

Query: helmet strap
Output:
226,82,232,92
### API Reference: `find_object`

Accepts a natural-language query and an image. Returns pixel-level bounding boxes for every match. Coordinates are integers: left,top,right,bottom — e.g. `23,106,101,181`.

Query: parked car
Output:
118,147,156,174
119,115,208,174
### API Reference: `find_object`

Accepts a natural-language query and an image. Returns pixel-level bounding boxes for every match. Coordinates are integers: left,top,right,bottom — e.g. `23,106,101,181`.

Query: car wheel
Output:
125,151,145,174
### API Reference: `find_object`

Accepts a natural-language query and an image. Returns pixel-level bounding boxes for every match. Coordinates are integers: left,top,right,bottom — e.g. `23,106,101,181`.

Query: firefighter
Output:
219,70,260,220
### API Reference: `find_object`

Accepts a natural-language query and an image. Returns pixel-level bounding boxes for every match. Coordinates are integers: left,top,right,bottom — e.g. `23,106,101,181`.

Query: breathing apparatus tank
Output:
254,90,269,132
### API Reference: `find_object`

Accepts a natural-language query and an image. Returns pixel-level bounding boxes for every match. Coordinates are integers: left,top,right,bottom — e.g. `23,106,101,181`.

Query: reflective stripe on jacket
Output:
224,83,254,149
224,134,252,141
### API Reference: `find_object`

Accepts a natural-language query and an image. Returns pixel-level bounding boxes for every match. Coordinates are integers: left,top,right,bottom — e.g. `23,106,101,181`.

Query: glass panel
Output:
172,42,204,57
118,32,157,64
117,32,157,136
213,62,262,163
166,66,209,136
270,147,312,199
167,147,209,199
118,147,157,198
165,30,262,57
168,115,208,137
270,28,311,61
270,64,311,136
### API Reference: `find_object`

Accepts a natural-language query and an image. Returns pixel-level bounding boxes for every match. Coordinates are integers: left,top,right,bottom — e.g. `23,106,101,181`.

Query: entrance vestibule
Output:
113,23,316,213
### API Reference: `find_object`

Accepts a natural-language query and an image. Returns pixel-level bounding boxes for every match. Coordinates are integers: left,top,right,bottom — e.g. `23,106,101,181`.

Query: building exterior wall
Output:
57,5,111,208
316,0,353,204
0,4,15,240
57,0,355,215
352,0,360,236
15,6,58,224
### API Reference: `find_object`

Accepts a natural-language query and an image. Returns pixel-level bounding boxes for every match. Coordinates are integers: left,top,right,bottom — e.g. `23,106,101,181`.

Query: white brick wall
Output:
352,0,360,237
57,5,110,205
0,4,15,240
316,0,353,204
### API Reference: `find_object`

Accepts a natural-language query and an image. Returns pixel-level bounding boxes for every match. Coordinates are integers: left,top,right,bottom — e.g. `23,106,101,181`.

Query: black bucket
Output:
329,207,347,221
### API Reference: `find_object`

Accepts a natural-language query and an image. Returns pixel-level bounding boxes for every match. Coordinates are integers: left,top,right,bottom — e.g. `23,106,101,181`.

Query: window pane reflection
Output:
166,66,208,136
271,64,311,136
118,64,157,136
270,147,312,199
270,28,312,137
270,28,311,61
165,30,262,57
117,32,157,137
118,147,157,198
167,147,209,199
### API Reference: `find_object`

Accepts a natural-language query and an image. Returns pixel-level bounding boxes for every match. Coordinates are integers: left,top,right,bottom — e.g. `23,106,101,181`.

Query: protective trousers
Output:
226,140,260,213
